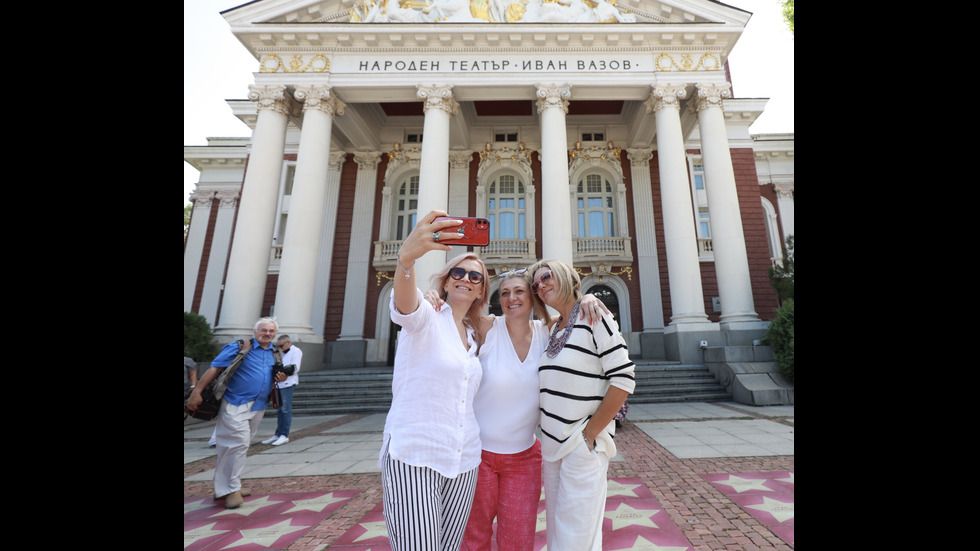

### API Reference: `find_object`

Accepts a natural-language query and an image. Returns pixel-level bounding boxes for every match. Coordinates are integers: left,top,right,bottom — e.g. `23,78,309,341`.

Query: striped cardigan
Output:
538,308,635,461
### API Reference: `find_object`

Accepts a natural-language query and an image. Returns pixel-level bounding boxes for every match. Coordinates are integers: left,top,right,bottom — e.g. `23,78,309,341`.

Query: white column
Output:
184,190,214,312
311,151,348,338
775,183,795,243
625,148,665,331
414,84,458,286
274,86,345,339
536,83,574,265
650,84,710,324
199,190,240,326
215,85,293,338
694,83,759,324
446,150,473,264
339,152,383,339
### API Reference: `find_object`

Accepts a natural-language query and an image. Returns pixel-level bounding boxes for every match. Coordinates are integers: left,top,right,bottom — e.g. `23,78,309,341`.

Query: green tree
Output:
781,0,794,35
768,235,794,302
184,203,192,243
184,311,219,362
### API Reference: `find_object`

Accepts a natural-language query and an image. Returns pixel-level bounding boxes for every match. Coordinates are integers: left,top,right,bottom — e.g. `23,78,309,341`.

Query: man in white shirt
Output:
261,335,302,446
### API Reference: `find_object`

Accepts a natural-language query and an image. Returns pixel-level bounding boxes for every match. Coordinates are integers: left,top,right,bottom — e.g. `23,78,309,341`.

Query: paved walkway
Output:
185,401,794,550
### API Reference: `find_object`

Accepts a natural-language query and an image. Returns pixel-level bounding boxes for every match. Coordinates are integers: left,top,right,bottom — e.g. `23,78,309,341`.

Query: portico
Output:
184,0,789,369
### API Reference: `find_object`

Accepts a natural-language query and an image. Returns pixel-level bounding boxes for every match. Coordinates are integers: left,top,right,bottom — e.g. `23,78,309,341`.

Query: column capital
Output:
188,190,214,207
247,84,296,116
775,182,795,199
329,151,347,171
417,84,459,116
295,85,346,117
647,84,688,113
535,83,571,114
214,189,240,207
627,148,654,166
353,151,382,170
693,82,732,113
449,150,473,169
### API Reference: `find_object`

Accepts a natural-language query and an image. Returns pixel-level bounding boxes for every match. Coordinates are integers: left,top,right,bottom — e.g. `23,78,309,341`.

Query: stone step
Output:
289,360,731,415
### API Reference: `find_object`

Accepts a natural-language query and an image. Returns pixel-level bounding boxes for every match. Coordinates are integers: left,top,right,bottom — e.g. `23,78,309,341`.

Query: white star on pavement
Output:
606,502,661,531
209,495,287,517
607,479,644,498
354,520,389,542
710,475,773,493
184,522,230,548
219,519,309,549
611,534,690,550
776,472,794,485
745,496,794,523
184,498,214,515
282,492,349,513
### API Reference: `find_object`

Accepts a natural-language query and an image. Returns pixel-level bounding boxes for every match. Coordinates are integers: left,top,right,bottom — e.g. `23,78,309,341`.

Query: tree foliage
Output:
763,235,794,383
781,0,794,35
184,203,192,243
184,311,219,362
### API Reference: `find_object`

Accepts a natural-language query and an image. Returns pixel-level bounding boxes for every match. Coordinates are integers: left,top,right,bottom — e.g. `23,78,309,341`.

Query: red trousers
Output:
461,439,542,551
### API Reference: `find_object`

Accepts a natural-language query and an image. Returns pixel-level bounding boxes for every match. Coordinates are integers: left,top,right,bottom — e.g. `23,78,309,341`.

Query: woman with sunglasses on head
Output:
424,268,608,551
380,210,490,551
528,259,635,551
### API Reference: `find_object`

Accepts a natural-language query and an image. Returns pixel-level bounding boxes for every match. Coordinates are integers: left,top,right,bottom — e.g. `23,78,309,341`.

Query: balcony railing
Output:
371,236,632,272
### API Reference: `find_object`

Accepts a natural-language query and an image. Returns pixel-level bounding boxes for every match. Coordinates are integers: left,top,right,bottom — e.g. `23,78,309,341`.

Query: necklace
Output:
546,302,580,359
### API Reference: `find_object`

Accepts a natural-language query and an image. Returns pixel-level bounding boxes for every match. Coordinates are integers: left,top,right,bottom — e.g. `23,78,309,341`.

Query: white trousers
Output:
542,442,609,551
213,400,265,497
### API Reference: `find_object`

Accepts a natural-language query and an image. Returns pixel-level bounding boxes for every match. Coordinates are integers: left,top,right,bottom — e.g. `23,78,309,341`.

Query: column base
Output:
326,339,367,368
664,323,720,364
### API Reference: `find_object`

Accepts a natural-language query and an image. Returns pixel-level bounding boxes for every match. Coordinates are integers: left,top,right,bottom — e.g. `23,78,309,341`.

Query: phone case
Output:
434,217,491,246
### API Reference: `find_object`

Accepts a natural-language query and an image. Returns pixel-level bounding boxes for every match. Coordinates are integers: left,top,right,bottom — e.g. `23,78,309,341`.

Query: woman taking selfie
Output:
528,258,635,551
379,210,490,551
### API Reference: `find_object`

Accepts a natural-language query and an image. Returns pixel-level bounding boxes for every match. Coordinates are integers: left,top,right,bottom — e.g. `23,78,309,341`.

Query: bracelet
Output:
397,255,414,279
582,430,594,452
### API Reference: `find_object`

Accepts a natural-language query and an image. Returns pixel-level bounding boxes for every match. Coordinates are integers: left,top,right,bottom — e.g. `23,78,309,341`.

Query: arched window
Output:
576,173,615,237
489,289,502,316
488,174,526,240
395,176,419,241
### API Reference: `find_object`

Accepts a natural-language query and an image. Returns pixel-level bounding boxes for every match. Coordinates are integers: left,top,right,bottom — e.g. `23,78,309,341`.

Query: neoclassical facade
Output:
183,0,795,370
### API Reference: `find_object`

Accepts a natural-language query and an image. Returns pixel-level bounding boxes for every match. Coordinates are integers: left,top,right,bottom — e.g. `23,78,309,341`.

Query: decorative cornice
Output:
215,190,240,208
626,148,653,166
354,151,382,170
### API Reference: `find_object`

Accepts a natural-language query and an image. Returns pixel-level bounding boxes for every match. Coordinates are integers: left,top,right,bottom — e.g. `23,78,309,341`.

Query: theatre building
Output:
183,0,796,371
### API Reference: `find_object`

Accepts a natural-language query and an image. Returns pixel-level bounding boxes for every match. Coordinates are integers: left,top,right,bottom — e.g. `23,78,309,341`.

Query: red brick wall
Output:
323,155,357,340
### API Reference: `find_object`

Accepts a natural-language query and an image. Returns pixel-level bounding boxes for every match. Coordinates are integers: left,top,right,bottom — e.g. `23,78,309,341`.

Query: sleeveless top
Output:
473,316,549,454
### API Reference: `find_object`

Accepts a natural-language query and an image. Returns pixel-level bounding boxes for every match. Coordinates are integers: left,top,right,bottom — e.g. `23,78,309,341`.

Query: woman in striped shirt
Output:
528,259,636,551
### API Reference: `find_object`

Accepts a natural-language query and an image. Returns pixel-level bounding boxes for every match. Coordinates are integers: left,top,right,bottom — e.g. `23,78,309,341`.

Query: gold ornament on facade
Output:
575,264,632,282
260,54,330,73
470,0,491,21
569,141,620,161
654,53,720,72
506,2,526,21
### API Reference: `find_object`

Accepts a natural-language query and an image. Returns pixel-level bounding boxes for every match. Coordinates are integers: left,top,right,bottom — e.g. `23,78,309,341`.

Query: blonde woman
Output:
380,210,490,551
528,259,635,551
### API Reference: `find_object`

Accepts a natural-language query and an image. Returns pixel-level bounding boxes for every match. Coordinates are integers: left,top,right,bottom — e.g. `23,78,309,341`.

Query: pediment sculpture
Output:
350,0,637,23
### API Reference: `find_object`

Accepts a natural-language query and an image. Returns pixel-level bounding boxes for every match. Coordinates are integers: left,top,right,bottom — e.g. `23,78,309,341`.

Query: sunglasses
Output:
495,267,528,279
531,271,553,295
449,267,485,285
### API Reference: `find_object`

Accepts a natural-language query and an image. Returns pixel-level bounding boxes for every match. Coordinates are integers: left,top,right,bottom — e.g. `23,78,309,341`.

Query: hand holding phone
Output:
433,217,490,246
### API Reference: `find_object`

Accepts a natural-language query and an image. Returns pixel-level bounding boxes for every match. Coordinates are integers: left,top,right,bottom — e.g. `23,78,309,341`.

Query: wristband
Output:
582,430,595,452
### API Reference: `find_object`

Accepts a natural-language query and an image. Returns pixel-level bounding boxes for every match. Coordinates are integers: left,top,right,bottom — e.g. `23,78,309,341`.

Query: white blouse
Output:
379,288,483,478
474,316,549,454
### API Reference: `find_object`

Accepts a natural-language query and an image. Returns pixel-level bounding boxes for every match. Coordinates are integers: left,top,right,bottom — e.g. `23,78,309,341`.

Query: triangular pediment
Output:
223,0,749,26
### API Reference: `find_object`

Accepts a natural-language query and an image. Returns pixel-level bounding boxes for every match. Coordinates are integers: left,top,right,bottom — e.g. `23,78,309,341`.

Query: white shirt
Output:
278,345,302,388
474,316,548,454
379,288,483,478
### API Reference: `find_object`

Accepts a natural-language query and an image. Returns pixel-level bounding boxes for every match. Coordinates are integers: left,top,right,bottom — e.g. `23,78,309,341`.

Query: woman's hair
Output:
430,252,489,328
499,268,551,323
527,259,581,317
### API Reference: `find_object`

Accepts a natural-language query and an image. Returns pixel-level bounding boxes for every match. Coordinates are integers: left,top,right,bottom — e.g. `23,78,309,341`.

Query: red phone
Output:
434,216,491,246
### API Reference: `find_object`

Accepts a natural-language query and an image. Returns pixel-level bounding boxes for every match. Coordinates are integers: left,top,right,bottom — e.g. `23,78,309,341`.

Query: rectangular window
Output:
494,131,519,142
406,134,423,143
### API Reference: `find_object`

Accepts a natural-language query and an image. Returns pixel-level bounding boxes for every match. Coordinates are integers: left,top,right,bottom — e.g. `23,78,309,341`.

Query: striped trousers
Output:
382,445,479,551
